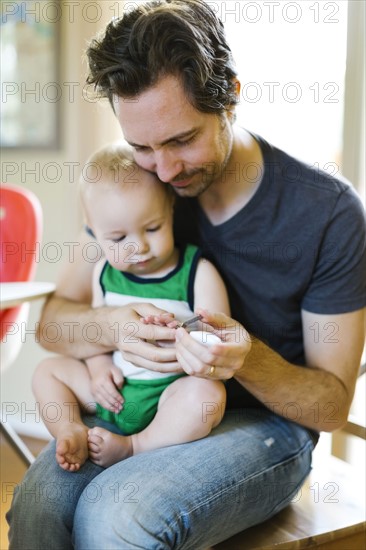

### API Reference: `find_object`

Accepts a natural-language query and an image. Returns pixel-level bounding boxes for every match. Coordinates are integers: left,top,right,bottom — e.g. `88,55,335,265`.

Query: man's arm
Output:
38,231,113,357
235,308,365,432
38,231,180,364
175,308,365,432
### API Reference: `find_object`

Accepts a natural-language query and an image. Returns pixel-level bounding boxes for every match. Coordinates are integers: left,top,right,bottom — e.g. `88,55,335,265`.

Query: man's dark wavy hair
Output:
86,0,238,114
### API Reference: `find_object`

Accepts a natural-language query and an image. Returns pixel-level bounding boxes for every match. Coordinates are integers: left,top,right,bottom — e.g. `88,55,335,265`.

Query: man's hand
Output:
174,309,252,379
107,303,182,373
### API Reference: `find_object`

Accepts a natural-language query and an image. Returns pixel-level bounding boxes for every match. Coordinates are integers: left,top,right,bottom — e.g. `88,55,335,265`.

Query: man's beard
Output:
170,159,229,198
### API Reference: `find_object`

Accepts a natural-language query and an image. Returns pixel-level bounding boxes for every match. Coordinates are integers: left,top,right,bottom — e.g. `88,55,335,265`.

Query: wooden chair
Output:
211,372,366,549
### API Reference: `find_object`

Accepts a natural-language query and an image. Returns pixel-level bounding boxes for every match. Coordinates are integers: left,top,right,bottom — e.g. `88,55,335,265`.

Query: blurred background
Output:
1,0,365,447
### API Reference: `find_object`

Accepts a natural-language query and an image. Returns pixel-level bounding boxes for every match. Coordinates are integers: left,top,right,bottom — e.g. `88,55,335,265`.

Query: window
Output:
220,0,349,176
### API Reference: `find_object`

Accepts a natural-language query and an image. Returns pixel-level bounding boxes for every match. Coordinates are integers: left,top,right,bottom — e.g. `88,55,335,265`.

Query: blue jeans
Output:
7,409,315,549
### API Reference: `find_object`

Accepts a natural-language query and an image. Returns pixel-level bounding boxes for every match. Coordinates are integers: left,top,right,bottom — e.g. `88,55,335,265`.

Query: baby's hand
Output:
91,365,124,413
141,313,179,328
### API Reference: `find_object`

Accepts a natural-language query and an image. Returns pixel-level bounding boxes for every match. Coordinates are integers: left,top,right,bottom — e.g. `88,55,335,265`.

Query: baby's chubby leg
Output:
32,357,96,472
88,376,226,468
134,375,226,453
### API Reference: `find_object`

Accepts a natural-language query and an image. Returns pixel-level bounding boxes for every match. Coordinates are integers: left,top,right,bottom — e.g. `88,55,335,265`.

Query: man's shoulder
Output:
253,132,352,197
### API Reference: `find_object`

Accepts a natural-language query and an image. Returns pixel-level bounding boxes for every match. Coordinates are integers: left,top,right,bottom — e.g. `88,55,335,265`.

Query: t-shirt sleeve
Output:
302,186,366,314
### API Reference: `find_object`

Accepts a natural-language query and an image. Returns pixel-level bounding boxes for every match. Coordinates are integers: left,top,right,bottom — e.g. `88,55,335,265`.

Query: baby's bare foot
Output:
88,427,133,467
56,424,89,472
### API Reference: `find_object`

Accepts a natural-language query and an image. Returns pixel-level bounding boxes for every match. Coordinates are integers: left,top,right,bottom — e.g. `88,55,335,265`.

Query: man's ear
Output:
226,78,241,122
233,78,241,99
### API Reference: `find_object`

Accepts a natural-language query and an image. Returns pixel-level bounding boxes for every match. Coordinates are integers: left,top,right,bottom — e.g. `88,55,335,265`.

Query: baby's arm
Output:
193,258,231,319
141,259,231,329
176,258,231,378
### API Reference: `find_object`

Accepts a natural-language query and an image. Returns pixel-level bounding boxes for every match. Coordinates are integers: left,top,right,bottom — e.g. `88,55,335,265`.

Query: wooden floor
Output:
0,433,47,550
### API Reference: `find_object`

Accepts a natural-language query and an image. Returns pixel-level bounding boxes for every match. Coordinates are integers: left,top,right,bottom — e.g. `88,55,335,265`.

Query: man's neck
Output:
198,128,264,225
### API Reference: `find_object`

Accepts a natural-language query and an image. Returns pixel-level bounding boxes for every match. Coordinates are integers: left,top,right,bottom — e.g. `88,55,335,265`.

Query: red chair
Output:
0,183,43,464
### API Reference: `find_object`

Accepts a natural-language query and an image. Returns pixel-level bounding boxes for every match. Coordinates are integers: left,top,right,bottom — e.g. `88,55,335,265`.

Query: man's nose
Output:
154,150,183,183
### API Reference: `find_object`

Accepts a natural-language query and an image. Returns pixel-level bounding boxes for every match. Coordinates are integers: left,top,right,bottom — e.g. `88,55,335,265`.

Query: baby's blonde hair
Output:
79,141,175,215
80,141,139,193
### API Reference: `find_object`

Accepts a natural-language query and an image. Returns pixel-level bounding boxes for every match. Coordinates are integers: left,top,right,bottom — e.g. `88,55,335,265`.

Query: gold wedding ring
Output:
208,365,216,376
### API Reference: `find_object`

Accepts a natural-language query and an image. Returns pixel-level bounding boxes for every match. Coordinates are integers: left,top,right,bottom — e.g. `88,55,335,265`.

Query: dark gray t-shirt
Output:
173,134,366,408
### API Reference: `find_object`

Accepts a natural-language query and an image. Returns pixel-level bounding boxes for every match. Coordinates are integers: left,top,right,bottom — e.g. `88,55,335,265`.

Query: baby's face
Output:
86,174,176,277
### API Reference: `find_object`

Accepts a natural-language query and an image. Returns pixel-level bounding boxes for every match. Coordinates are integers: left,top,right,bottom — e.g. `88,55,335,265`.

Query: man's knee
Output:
74,474,187,549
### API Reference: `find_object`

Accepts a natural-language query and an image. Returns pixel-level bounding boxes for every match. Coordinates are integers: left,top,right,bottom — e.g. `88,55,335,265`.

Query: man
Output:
7,1,366,548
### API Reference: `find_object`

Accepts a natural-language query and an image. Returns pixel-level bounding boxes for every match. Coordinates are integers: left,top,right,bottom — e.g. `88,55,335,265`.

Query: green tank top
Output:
100,243,201,311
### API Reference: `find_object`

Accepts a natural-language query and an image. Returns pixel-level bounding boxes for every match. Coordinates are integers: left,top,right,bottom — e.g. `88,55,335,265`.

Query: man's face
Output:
113,75,234,198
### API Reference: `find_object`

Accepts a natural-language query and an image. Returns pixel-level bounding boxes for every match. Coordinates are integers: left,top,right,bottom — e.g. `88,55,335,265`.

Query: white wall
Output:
1,2,121,438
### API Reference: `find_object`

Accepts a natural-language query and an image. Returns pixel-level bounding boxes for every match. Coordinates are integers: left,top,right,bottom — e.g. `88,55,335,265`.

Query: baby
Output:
32,142,230,470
